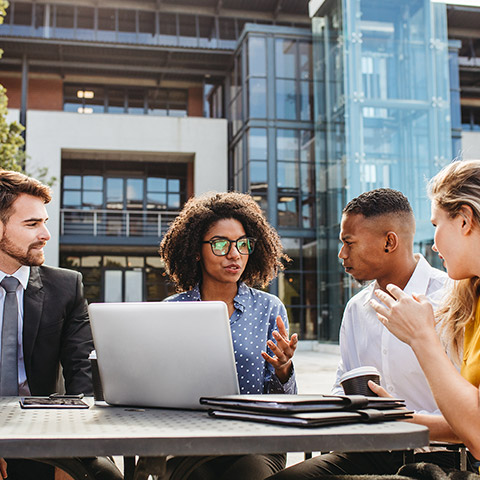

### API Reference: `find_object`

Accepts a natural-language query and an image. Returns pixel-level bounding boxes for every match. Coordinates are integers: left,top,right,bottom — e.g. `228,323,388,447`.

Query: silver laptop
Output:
88,301,240,409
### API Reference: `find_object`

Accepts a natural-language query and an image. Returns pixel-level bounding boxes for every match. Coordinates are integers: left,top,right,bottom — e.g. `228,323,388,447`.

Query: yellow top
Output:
461,297,480,387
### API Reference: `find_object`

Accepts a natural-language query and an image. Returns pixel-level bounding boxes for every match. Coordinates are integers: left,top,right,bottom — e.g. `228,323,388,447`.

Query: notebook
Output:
199,394,407,413
88,301,240,409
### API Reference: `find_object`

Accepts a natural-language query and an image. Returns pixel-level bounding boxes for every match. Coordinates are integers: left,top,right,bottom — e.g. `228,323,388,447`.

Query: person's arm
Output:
371,284,480,458
368,381,460,443
60,272,94,395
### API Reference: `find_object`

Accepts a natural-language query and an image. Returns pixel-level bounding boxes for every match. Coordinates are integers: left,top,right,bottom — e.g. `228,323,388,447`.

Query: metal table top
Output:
0,397,429,459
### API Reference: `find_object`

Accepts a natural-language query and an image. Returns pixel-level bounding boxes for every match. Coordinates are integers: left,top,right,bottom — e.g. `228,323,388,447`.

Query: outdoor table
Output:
0,397,429,480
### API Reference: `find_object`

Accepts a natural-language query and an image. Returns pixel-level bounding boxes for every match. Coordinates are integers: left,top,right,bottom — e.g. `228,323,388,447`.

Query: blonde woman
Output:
371,159,480,460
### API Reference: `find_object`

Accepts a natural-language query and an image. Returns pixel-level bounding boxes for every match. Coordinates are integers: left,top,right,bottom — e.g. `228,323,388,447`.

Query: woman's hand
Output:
262,316,298,383
369,284,437,347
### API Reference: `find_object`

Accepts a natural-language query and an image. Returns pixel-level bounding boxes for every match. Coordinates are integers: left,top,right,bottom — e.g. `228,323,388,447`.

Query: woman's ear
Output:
384,231,399,253
459,205,475,235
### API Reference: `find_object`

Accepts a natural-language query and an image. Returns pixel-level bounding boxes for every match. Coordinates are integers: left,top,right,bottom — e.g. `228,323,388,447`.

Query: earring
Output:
384,249,389,253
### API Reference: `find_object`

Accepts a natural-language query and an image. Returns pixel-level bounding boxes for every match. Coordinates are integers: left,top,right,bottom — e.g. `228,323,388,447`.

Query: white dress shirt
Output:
332,254,448,414
0,266,31,396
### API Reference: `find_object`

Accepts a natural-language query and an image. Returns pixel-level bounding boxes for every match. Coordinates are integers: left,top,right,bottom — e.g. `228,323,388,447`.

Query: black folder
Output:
207,407,413,428
199,394,406,413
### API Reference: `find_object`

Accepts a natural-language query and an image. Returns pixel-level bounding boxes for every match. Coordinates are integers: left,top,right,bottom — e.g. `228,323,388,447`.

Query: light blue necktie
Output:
0,277,19,396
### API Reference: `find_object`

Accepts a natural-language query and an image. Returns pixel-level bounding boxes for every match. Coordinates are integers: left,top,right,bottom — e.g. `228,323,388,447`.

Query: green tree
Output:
0,0,26,172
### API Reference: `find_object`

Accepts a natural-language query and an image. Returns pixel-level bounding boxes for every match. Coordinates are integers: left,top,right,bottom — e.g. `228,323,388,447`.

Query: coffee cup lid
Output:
339,366,380,383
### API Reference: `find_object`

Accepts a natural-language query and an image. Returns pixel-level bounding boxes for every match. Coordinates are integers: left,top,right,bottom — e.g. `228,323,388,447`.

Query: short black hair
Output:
343,188,413,218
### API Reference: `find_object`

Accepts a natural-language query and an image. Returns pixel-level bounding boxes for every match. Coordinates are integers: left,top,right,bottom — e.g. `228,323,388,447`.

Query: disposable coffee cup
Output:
340,366,381,397
89,350,104,402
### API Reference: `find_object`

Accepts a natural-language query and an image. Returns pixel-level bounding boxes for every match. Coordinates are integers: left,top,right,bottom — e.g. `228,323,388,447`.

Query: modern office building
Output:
0,0,479,344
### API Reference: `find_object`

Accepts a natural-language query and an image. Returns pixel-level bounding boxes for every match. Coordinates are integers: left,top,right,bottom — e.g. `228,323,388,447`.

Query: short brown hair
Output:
0,169,52,224
159,191,289,291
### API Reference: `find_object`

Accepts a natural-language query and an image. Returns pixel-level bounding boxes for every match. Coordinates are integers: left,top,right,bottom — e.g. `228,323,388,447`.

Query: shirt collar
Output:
233,282,248,313
0,265,30,290
191,282,248,313
362,253,430,306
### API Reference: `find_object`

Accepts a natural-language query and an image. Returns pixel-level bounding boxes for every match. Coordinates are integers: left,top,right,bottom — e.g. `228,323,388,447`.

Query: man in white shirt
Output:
268,188,466,479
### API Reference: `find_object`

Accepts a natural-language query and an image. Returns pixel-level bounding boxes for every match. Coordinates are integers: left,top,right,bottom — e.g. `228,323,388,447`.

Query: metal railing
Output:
60,208,179,238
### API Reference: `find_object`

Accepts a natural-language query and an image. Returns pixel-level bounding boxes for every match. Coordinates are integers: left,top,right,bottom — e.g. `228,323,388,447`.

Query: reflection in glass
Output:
63,175,81,189
63,191,81,208
126,179,144,208
277,162,299,189
248,36,266,76
147,193,167,210
106,178,124,209
275,38,296,79
277,130,299,161
82,191,103,208
248,128,267,160
248,78,267,118
276,79,297,120
168,179,180,192
249,161,267,187
148,177,167,192
278,197,298,227
84,176,103,190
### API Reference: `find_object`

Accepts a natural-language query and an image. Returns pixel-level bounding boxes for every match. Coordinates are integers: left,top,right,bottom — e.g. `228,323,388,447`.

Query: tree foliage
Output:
0,0,26,172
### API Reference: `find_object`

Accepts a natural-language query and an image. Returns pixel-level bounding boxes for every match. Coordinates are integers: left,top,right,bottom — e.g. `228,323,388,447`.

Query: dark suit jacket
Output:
23,265,94,396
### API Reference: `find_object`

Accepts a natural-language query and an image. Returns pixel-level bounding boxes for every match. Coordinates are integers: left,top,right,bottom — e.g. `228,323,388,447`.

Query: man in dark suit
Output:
0,170,122,480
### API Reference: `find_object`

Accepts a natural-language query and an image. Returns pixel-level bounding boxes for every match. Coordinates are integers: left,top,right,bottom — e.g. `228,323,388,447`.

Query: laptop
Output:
88,301,240,409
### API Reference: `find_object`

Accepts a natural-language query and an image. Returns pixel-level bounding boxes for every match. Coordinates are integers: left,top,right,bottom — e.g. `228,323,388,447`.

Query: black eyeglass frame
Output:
202,237,257,256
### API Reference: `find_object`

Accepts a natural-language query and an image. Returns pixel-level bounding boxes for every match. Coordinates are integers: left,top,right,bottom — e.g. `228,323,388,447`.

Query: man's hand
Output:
262,316,298,383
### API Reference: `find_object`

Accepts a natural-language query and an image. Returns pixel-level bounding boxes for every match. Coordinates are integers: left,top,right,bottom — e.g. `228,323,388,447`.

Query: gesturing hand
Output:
370,283,436,347
262,316,298,383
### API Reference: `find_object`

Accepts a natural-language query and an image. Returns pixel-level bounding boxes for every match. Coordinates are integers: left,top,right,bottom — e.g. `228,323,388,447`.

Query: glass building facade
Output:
228,25,318,340
312,0,452,341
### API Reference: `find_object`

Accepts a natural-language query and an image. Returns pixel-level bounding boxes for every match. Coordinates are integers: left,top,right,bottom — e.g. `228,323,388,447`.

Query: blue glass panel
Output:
248,78,267,119
248,128,267,160
249,161,267,186
277,162,299,189
275,38,296,79
147,177,167,192
167,193,181,209
277,130,299,161
276,79,297,120
248,36,266,76
82,191,103,208
127,179,144,201
106,178,124,203
168,179,180,192
63,191,81,208
147,193,167,209
84,176,103,190
63,175,81,189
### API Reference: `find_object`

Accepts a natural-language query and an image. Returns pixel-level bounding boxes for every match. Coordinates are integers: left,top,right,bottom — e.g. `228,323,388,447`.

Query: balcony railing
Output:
60,208,179,239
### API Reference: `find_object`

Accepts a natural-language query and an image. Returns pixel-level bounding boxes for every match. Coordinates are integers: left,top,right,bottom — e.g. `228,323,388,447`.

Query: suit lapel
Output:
23,266,45,373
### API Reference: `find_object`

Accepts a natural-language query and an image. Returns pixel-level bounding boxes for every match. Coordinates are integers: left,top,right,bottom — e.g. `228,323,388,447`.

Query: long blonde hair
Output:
428,159,480,363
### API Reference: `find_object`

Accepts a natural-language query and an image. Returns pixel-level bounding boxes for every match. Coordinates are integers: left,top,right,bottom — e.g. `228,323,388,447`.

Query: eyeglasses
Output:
202,237,257,256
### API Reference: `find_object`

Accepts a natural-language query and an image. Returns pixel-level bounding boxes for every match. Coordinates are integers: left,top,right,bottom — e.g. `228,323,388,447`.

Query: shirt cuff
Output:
267,364,297,394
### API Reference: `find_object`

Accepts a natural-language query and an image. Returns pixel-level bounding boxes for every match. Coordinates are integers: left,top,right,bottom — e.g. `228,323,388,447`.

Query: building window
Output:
276,129,315,229
462,106,480,131
61,159,188,212
60,254,176,303
63,84,187,117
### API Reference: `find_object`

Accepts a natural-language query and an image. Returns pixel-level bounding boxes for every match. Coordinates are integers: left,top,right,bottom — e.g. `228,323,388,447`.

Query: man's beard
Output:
0,233,45,267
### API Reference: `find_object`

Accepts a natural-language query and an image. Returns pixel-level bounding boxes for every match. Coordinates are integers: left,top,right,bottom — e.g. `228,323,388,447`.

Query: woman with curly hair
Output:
159,191,297,480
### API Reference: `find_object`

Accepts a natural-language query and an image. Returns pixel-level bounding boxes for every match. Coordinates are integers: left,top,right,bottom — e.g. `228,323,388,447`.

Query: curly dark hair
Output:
159,191,289,291
343,188,413,218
